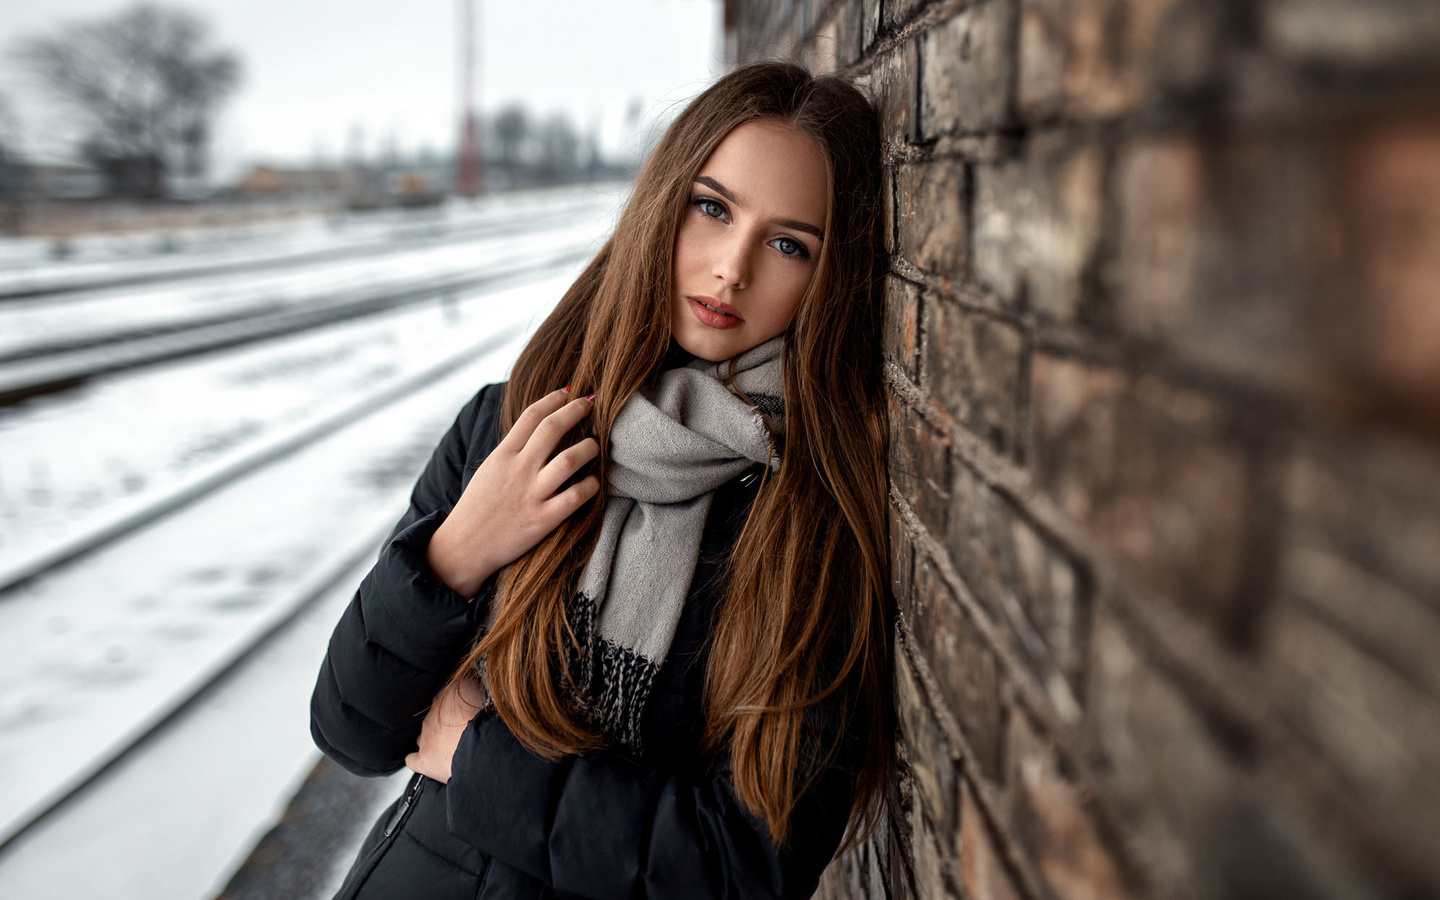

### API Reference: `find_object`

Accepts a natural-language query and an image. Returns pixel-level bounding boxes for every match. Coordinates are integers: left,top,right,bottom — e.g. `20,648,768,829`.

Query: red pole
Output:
457,0,484,197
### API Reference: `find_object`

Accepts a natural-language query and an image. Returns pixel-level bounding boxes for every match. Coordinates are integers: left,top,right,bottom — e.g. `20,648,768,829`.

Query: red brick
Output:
1017,0,1222,120
959,780,1026,900
1318,117,1440,435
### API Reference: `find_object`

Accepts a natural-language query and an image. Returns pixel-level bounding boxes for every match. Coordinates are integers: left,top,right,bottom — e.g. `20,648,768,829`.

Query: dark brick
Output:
921,1,1019,137
897,648,961,836
1031,356,1257,638
1113,134,1314,391
1263,600,1440,889
914,806,962,898
1085,606,1384,900
1008,709,1138,900
891,508,917,613
947,460,1007,623
897,159,968,275
889,396,920,505
922,301,1025,457
1086,606,1241,900
862,0,883,51
973,134,1104,320
913,417,952,541
1009,514,1088,715
875,40,920,146
913,555,1006,783
885,0,927,30
884,275,922,381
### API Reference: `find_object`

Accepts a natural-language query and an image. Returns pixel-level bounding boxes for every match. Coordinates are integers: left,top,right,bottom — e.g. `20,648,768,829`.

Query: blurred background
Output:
0,2,721,897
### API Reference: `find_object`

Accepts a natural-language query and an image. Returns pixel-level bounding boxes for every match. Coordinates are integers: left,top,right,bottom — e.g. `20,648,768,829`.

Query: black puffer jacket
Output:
311,382,862,899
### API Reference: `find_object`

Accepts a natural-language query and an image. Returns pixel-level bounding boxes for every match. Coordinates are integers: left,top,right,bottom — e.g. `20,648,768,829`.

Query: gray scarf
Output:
568,337,785,753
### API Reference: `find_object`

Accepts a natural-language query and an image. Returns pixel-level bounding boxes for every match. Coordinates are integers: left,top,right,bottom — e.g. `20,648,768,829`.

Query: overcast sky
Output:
0,0,723,178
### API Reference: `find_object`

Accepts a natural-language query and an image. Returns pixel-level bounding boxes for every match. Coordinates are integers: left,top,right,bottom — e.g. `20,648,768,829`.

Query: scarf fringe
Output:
568,592,661,754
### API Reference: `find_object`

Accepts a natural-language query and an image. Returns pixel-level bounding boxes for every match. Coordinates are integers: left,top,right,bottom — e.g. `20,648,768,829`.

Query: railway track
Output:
0,193,610,302
0,200,602,880
0,244,589,407
0,306,535,858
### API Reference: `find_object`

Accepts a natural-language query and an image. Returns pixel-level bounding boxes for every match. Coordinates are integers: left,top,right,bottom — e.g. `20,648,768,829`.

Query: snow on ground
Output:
0,184,625,296
0,183,628,896
0,276,554,849
0,201,617,578
0,538,410,900
0,196,615,359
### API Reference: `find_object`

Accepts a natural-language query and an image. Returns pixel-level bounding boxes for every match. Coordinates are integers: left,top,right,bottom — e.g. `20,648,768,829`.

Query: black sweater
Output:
310,383,862,899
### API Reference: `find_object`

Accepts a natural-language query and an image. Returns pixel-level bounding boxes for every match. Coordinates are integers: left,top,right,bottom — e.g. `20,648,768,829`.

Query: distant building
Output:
235,165,350,196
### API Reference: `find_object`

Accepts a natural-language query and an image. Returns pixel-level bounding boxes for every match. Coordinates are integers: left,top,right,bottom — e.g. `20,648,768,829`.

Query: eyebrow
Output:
694,176,825,241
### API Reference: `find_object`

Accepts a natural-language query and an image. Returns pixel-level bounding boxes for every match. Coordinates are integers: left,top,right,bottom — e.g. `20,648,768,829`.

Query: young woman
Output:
311,62,892,900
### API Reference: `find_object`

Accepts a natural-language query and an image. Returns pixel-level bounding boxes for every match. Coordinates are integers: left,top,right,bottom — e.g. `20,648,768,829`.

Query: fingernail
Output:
584,393,595,401
562,385,572,393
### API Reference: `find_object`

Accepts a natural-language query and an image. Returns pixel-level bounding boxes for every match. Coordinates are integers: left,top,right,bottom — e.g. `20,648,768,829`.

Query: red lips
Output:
686,295,745,329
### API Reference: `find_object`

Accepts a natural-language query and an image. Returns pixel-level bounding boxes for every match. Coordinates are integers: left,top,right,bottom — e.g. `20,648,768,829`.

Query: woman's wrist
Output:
425,517,498,598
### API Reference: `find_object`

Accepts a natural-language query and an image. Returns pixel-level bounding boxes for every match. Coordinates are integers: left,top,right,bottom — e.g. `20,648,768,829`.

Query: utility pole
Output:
456,0,484,197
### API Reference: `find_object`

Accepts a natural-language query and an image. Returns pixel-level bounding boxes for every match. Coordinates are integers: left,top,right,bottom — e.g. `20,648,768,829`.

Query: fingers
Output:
546,473,601,519
502,387,575,450
522,395,594,463
536,436,600,495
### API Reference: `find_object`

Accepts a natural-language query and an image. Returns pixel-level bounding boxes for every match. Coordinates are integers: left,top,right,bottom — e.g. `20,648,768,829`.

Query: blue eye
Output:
772,236,810,260
694,198,726,220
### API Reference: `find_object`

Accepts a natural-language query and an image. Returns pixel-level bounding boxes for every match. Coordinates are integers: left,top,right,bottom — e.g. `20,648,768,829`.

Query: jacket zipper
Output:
384,774,423,837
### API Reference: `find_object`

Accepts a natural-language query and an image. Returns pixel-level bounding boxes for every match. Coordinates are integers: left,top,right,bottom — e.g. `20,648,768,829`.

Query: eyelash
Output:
691,196,812,262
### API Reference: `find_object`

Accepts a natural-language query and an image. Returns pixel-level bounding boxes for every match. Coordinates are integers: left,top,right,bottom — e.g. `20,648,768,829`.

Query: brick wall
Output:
723,1,1440,898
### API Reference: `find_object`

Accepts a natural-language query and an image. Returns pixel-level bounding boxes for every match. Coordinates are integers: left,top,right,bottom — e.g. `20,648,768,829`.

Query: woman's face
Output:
670,119,829,362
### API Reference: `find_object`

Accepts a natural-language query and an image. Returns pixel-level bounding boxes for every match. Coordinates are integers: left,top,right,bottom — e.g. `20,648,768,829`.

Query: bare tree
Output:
11,4,241,198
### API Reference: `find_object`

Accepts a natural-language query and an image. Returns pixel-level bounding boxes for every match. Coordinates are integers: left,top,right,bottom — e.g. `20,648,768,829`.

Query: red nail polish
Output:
584,393,595,401
562,385,572,393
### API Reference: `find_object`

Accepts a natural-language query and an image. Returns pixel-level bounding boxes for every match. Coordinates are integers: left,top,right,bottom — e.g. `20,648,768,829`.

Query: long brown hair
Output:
450,62,891,848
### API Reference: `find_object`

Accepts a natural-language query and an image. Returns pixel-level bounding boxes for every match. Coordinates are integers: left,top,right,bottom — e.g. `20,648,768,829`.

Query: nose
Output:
712,231,751,291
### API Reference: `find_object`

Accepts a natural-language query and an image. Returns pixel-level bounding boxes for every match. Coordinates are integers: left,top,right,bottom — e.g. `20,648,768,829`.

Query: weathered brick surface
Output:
897,160,967,275
973,135,1103,321
724,0,1440,896
922,300,1023,457
920,1,1019,138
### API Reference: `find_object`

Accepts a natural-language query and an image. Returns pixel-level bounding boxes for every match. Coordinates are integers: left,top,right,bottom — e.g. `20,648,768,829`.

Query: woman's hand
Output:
405,679,488,783
427,388,600,597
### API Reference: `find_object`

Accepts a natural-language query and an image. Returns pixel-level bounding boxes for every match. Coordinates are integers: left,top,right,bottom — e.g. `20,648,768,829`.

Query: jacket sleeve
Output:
310,384,503,777
444,702,864,900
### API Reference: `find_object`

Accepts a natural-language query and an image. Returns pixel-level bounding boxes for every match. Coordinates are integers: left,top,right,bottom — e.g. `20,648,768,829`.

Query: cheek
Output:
766,266,816,327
